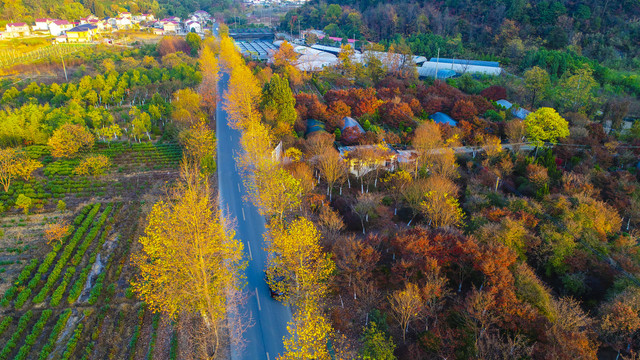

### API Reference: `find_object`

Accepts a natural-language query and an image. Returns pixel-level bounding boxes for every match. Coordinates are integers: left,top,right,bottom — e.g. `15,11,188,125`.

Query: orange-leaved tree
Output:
44,221,70,245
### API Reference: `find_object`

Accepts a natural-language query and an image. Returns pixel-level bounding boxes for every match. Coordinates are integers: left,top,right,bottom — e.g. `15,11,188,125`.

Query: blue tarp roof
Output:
305,119,326,136
496,99,512,109
512,107,531,120
429,58,500,68
430,112,457,127
341,116,365,134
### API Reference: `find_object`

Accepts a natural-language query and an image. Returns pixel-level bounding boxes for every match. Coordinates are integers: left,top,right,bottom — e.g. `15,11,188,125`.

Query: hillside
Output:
282,0,640,68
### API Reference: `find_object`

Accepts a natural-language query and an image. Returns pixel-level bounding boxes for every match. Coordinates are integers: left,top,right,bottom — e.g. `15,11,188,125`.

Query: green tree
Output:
524,107,570,146
360,322,396,360
558,65,599,113
263,74,297,138
524,66,550,108
186,32,202,56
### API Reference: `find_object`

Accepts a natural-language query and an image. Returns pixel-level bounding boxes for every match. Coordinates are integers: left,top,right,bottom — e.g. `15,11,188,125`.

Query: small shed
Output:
341,116,365,134
497,99,532,120
429,112,457,127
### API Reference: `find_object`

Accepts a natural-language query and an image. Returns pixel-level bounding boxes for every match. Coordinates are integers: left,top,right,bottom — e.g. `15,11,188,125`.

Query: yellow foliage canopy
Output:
47,124,95,158
74,154,111,176
131,168,244,335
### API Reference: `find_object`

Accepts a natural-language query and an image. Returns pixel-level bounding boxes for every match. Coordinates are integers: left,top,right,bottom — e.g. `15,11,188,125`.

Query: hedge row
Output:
0,316,11,336
71,203,113,266
0,258,38,306
68,205,117,305
0,310,33,360
60,323,84,360
38,309,72,360
128,304,146,360
13,309,53,360
32,204,102,304
145,313,161,360
50,267,76,307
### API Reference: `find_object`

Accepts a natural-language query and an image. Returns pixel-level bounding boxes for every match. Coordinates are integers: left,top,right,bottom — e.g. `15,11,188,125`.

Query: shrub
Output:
15,194,32,215
56,200,66,212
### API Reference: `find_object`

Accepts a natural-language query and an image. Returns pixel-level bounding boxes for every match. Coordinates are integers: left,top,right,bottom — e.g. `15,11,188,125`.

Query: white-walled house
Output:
185,20,201,33
33,18,54,31
163,21,180,34
49,20,72,36
5,22,30,37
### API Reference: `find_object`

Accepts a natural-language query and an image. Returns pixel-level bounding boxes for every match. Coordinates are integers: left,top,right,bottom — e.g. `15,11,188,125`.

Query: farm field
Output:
0,143,182,360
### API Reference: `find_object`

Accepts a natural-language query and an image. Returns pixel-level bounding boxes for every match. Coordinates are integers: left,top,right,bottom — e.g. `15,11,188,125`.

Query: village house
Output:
33,18,54,31
115,16,132,29
5,22,30,37
162,21,180,34
66,24,97,43
338,144,398,177
185,20,202,33
49,20,72,36
192,10,212,22
134,14,155,22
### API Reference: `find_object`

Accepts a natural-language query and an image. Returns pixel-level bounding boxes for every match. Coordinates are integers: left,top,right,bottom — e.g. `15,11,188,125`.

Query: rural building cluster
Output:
0,10,215,42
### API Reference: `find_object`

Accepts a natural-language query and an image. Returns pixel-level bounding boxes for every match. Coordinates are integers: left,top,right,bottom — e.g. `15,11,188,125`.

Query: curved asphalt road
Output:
216,69,292,360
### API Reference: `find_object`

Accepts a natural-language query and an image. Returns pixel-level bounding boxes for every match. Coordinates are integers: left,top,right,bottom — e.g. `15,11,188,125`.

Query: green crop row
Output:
13,309,53,360
71,204,113,266
13,288,31,309
67,263,91,305
0,258,38,306
127,305,146,360
0,316,11,336
60,323,83,360
32,204,101,304
145,313,161,360
50,267,76,307
87,273,105,305
0,310,33,360
38,309,72,360
169,327,179,360
67,206,117,305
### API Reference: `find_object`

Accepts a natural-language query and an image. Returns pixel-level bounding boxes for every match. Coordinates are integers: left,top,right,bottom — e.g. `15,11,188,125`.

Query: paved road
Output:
216,71,292,360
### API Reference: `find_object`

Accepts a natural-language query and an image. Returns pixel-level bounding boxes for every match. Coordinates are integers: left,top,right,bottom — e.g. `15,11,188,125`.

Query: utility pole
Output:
434,47,440,81
57,45,68,82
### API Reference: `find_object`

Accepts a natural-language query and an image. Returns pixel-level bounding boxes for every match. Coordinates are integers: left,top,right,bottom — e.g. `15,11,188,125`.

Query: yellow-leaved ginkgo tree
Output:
131,164,245,359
